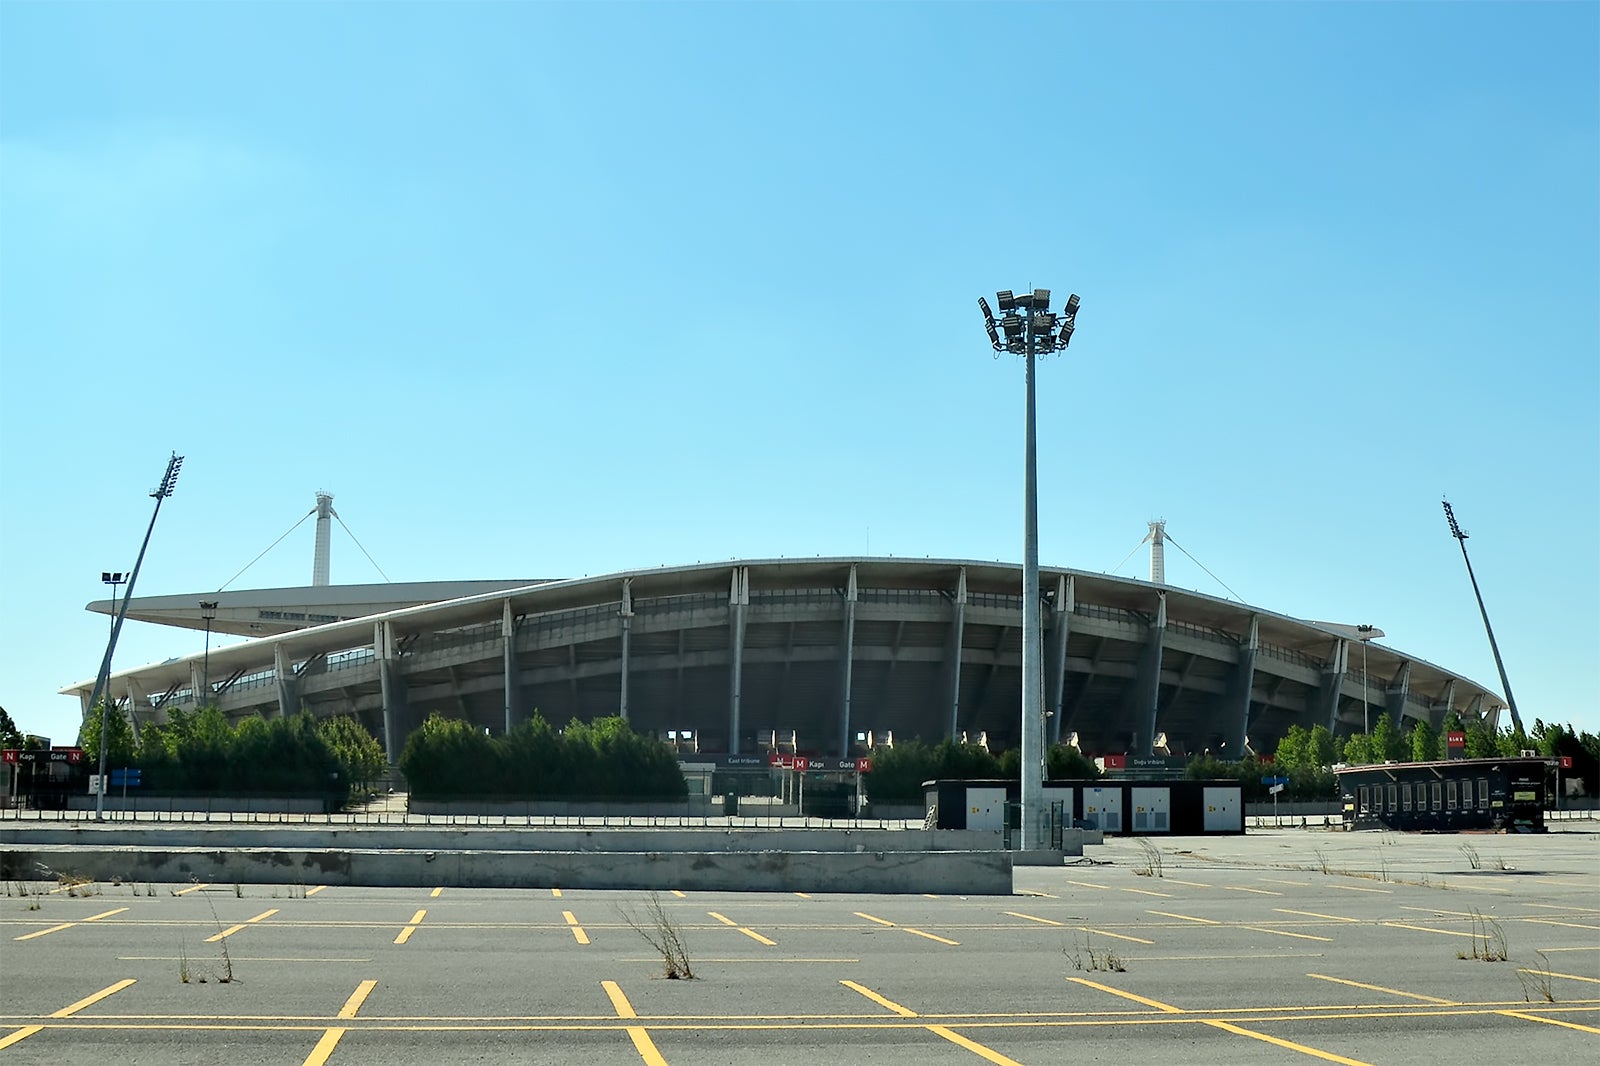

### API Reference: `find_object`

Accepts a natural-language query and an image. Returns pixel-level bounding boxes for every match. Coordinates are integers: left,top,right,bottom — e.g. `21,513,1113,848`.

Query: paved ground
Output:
1,828,1596,1065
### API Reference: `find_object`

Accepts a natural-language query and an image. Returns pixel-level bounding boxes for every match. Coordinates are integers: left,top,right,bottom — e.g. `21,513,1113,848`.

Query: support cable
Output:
335,513,392,583
217,509,314,591
1163,533,1244,602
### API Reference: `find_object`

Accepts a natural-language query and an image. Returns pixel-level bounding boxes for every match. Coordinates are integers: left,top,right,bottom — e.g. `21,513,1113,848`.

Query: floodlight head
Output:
152,453,185,498
1033,288,1050,309
102,571,125,584
199,600,219,621
1057,320,1075,349
978,297,1001,347
1064,293,1080,318
1000,313,1024,340
996,290,1016,311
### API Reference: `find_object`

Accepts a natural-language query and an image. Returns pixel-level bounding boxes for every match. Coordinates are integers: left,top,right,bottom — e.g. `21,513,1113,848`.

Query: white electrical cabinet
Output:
1130,787,1172,833
1081,786,1123,833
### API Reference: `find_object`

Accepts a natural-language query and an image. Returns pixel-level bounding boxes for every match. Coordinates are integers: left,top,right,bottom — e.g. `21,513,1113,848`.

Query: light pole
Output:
199,601,219,705
979,287,1080,850
96,571,126,813
1357,624,1376,738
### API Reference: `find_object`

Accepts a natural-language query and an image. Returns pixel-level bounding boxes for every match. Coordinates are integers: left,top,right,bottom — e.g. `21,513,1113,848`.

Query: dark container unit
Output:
924,778,1243,835
1335,757,1548,833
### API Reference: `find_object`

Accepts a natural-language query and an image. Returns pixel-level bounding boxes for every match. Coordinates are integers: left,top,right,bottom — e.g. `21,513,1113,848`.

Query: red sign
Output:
768,753,786,768
791,756,810,772
855,757,872,774
1446,731,1465,746
1102,753,1127,770
1,750,16,764
3,749,83,764
1559,756,1573,769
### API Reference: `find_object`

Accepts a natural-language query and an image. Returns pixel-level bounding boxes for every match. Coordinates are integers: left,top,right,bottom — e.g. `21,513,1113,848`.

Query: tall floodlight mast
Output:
312,492,336,586
1442,501,1523,734
86,452,184,820
978,288,1081,851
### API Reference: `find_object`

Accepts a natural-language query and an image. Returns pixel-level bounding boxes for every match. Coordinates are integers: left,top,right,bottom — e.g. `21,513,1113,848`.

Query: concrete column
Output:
947,567,967,740
619,578,634,723
1228,615,1259,755
840,564,858,757
1434,680,1456,729
124,677,144,742
1320,639,1348,732
1131,592,1166,755
190,662,205,708
501,598,518,734
1386,661,1412,725
376,621,408,765
1046,574,1073,745
728,568,748,754
274,644,301,720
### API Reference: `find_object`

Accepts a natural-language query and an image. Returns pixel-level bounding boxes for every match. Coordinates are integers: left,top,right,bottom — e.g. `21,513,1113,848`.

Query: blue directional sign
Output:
1260,775,1290,786
109,768,143,787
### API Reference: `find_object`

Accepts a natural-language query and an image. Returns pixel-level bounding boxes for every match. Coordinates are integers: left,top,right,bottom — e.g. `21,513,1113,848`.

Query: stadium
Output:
64,506,1507,765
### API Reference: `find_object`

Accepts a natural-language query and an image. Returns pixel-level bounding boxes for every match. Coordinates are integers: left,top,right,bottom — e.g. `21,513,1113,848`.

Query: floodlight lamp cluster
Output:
151,453,185,499
978,289,1080,355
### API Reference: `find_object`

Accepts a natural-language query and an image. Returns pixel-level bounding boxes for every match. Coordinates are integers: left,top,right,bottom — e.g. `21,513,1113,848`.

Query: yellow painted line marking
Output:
551,888,563,898
1005,911,1063,926
1277,909,1360,923
708,912,738,927
1164,878,1213,888
301,1026,345,1066
904,928,959,946
1381,921,1476,939
15,923,77,941
1068,976,1184,1012
564,911,591,946
1535,970,1600,985
1527,900,1600,912
670,890,686,899
0,1027,43,1050
1066,879,1172,898
1081,926,1154,945
1241,926,1334,943
1202,1018,1373,1065
602,979,638,1018
841,979,918,1016
626,1025,670,1065
394,909,426,945
1014,889,1058,898
1225,885,1283,896
1328,883,1392,894
249,909,279,923
174,883,210,896
1523,918,1600,931
337,980,378,1019
1307,973,1457,1004
1499,1009,1600,1034
855,912,896,927
1398,905,1477,918
795,892,813,899
927,1023,1026,1065
1260,878,1312,886
305,885,327,896
50,979,137,1017
85,908,129,922
430,887,443,898
406,909,427,924
737,927,777,946
207,926,246,943
1147,910,1221,925
922,893,939,899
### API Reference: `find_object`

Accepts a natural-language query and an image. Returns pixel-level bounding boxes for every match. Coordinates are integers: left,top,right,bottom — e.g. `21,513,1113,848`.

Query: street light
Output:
200,601,219,704
95,571,126,812
1356,624,1377,737
978,286,1081,851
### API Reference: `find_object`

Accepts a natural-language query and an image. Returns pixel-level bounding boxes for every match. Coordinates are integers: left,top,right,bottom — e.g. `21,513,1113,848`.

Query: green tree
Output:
1307,725,1337,770
1274,725,1312,772
1342,733,1376,766
1409,719,1437,762
1047,744,1100,780
1463,717,1497,759
78,701,136,769
1371,713,1405,763
0,705,23,749
1436,710,1464,759
320,716,388,792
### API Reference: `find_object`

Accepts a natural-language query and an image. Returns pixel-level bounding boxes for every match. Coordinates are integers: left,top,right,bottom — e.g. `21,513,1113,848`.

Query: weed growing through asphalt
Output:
200,894,238,983
1132,838,1164,878
1064,934,1126,973
619,892,694,979
1460,843,1483,870
1457,908,1508,963
1516,951,1556,1003
178,939,191,984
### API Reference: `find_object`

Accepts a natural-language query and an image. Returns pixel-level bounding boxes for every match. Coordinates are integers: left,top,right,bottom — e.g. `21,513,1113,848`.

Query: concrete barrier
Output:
1,845,1015,895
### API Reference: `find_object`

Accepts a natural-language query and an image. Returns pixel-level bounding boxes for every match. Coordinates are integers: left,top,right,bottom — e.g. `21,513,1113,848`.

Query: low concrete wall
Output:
65,796,330,814
410,798,716,818
1,825,1008,854
1,845,1014,895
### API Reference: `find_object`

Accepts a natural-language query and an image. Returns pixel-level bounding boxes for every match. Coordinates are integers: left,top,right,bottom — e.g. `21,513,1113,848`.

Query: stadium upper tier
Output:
67,558,1506,763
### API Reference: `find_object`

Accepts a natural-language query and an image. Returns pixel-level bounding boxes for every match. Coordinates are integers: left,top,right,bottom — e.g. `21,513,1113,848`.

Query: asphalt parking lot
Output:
2,828,1596,1065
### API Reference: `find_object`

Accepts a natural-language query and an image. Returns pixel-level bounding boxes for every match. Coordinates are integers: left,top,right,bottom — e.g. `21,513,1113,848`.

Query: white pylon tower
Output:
312,492,336,586
1148,519,1167,584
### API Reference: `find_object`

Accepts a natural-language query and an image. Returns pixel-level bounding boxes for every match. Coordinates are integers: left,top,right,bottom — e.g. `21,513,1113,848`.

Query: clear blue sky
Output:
2,1,1596,746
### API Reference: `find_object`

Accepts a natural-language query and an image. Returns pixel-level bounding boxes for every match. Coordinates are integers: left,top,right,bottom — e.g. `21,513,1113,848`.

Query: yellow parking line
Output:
795,892,813,899
1328,884,1392,894
922,894,939,899
15,923,77,941
1499,1010,1600,1034
625,1026,669,1066
174,883,210,896
708,912,738,927
1067,879,1172,898
336,980,378,1019
305,885,327,897
670,890,686,899
904,928,959,946
841,979,917,1016
1082,926,1155,945
1307,973,1457,1004
1164,878,1212,888
737,927,777,946
394,909,426,945
1260,878,1312,886
1202,1019,1373,1065
1534,970,1600,985
1225,885,1283,896
564,910,591,945
1148,910,1221,925
1381,921,1476,939
0,1027,43,1050
1277,908,1360,923
551,888,563,898
1068,976,1184,1012
430,887,444,898
50,979,137,1017
1241,926,1333,943
206,908,277,944
601,979,637,1018
301,1026,345,1066
1523,918,1600,931
927,1024,1027,1065
1005,911,1063,926
855,912,896,927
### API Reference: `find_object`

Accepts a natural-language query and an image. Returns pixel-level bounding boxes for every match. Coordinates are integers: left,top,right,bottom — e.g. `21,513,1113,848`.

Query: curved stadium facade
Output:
68,559,1507,764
